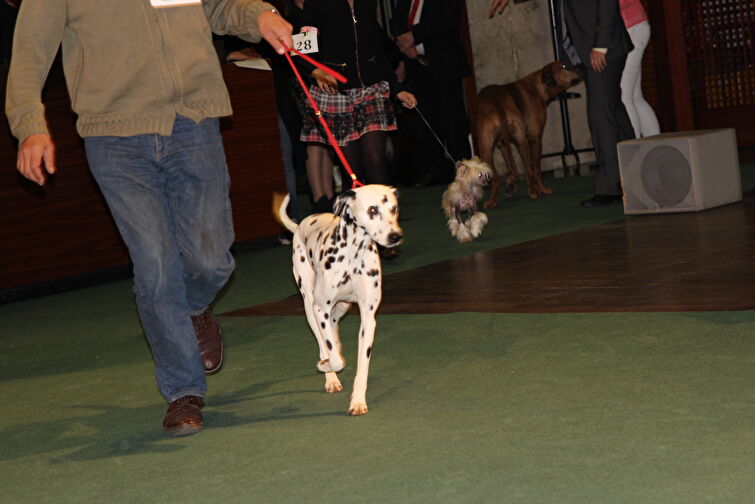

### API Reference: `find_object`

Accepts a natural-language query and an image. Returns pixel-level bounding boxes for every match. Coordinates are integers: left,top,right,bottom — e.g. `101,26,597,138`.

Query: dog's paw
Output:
469,212,488,237
456,224,473,243
483,199,497,209
324,372,343,393
348,402,368,416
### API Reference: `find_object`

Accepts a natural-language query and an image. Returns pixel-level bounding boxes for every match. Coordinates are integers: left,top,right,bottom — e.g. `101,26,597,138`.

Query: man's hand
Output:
489,0,510,18
312,68,338,94
17,134,56,186
401,45,418,60
257,10,293,55
589,49,607,72
395,31,415,53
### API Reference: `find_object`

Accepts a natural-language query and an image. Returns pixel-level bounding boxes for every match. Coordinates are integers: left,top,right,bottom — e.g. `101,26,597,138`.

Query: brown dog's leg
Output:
528,136,553,198
499,139,519,198
478,124,500,209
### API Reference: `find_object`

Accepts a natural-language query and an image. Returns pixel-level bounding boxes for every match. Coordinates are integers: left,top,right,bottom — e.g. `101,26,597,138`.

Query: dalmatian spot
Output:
367,269,379,277
324,313,329,320
374,281,378,287
326,300,331,305
319,250,324,261
366,346,372,358
325,262,332,270
297,276,302,288
326,340,333,350
300,256,305,262
321,322,325,329
338,255,345,262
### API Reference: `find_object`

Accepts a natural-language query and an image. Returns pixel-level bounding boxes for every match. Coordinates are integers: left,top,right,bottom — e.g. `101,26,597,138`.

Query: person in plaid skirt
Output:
296,0,416,213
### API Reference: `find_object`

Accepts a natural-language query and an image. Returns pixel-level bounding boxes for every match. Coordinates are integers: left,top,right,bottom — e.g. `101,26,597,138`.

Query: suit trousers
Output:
583,52,636,195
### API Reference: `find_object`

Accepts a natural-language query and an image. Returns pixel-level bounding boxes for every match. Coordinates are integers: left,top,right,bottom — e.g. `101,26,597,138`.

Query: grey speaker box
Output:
617,128,742,215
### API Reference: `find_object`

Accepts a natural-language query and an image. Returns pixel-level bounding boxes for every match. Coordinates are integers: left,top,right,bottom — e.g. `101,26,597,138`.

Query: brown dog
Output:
476,61,582,208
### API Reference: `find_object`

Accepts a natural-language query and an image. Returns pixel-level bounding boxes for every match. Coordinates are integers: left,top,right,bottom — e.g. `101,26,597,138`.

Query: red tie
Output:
407,0,421,28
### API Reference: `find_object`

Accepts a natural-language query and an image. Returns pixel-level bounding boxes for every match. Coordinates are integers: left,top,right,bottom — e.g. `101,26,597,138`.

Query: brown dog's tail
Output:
272,193,298,234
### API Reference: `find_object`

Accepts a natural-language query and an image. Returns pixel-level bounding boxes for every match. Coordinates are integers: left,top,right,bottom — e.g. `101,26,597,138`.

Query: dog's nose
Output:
387,232,403,244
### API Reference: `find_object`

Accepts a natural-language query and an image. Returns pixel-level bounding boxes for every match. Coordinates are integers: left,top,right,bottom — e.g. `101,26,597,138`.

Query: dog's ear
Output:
541,65,556,88
332,190,356,216
455,160,468,179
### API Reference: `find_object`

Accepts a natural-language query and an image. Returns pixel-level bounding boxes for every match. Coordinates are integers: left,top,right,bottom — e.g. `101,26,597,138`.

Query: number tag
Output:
150,0,201,7
292,28,318,55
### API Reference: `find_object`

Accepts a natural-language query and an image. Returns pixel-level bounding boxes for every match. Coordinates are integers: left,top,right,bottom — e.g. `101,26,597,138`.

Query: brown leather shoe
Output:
191,309,224,374
163,395,205,436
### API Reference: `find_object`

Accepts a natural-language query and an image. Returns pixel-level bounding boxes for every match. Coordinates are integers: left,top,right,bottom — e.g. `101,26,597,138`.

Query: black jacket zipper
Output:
349,5,364,87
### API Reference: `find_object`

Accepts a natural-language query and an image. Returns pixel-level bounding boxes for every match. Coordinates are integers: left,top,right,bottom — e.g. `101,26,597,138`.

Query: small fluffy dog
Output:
274,185,403,415
442,157,493,243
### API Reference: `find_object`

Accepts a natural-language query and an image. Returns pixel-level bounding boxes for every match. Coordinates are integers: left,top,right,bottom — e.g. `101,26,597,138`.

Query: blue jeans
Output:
84,116,235,402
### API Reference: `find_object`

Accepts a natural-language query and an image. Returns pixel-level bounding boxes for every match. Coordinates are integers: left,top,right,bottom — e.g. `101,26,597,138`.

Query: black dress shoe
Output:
580,194,623,207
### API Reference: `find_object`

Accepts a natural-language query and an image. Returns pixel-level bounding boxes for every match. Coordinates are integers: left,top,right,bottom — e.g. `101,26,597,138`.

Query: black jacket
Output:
561,0,633,64
392,0,469,78
298,0,398,92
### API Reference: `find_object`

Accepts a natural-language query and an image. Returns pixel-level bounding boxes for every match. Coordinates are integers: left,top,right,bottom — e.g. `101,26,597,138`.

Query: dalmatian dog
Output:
275,185,403,415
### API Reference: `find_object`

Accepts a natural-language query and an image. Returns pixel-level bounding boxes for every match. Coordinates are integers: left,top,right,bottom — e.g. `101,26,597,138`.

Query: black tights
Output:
340,131,387,189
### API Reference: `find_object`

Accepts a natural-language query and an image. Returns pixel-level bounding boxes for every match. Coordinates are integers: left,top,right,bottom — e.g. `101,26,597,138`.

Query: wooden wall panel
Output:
0,63,284,290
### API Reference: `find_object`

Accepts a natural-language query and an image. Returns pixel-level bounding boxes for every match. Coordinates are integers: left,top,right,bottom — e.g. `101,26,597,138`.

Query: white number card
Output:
292,28,318,55
150,0,201,7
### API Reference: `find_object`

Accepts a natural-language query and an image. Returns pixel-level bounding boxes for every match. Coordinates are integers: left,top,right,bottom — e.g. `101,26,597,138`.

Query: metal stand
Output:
540,0,594,175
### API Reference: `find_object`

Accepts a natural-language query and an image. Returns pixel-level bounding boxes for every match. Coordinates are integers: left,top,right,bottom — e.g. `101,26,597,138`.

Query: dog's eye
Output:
368,206,379,217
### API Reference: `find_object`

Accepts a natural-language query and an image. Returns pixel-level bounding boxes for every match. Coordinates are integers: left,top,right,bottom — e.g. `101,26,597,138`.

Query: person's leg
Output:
358,131,388,185
629,22,660,137
160,116,235,315
620,34,643,138
277,113,298,220
584,53,634,196
84,131,207,404
340,139,364,191
306,143,334,200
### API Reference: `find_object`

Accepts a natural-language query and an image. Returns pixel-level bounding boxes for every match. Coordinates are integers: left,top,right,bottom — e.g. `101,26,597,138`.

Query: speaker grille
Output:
640,146,692,207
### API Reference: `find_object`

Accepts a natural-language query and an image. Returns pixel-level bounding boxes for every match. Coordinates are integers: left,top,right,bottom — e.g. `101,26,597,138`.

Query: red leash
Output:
283,45,364,188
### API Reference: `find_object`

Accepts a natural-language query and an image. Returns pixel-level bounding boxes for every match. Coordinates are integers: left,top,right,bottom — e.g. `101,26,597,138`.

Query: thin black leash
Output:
414,105,457,168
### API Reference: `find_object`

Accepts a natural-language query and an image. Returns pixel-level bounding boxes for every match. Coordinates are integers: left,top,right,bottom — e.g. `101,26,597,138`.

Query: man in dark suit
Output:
560,0,637,206
392,0,471,186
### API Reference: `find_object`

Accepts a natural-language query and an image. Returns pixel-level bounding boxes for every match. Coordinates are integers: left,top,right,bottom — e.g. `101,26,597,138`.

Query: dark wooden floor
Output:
226,193,755,316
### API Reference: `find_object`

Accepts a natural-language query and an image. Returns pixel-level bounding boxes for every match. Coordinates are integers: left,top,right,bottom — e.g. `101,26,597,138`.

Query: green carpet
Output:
1,169,754,503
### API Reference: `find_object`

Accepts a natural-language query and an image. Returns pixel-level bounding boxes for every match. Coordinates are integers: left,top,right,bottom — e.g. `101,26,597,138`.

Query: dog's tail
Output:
272,193,298,233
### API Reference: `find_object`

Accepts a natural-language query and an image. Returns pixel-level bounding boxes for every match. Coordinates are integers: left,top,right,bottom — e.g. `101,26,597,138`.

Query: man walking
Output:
6,0,292,435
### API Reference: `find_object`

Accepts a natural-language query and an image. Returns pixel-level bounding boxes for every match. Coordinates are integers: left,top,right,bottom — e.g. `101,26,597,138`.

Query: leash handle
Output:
283,45,363,188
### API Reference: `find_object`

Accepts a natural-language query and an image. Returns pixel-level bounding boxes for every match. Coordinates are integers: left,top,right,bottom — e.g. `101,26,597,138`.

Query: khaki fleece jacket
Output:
6,0,274,142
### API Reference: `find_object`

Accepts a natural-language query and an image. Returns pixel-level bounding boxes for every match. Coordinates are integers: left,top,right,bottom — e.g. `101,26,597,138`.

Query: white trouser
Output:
620,21,661,138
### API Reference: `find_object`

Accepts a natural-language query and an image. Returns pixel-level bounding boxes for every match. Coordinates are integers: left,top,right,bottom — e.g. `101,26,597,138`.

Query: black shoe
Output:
312,196,333,214
580,194,622,207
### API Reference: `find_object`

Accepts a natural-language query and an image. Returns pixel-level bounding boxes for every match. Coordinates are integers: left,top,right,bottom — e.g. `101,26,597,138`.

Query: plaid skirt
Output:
299,80,397,146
